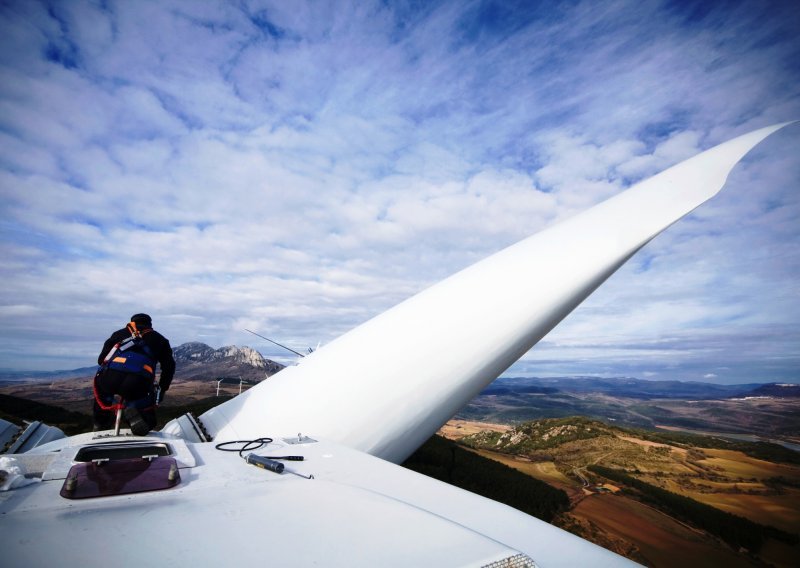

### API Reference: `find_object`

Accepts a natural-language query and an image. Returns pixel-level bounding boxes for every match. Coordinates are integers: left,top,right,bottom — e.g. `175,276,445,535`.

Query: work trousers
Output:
93,369,157,431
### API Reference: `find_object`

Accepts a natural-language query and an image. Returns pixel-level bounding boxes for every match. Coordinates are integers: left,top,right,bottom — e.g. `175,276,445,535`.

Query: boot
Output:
124,407,151,436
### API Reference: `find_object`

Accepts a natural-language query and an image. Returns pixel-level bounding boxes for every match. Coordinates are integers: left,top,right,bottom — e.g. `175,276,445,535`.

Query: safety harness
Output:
93,322,158,412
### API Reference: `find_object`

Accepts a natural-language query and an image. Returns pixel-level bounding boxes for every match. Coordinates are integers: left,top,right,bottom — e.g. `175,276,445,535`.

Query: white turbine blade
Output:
186,123,791,463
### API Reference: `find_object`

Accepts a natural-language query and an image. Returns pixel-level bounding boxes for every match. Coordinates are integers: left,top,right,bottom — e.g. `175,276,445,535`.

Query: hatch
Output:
74,442,171,462
61,441,179,499
60,455,180,499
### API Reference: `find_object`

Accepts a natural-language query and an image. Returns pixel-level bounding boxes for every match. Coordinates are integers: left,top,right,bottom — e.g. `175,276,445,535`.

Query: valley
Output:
457,376,800,445
0,373,255,416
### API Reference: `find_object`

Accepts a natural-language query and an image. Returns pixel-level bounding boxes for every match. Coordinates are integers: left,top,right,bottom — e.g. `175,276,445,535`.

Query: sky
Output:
0,0,798,384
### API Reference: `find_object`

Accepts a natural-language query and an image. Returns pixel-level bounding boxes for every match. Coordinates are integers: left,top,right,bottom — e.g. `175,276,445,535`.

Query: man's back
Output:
98,325,176,393
93,313,176,434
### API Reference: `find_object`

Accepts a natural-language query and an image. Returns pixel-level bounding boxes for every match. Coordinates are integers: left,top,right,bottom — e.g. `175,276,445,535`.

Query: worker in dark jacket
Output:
93,313,176,434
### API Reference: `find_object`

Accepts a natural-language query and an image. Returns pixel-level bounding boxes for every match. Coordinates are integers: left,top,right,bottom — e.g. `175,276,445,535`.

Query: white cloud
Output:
0,1,797,383
616,130,703,180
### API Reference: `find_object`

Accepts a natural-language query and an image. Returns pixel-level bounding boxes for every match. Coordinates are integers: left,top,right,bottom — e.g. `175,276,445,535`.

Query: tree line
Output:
588,464,799,552
402,434,570,522
621,426,800,465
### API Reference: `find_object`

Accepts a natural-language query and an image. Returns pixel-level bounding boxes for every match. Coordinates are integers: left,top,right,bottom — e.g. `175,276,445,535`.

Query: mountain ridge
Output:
487,376,768,399
2,364,796,393
459,377,800,439
0,342,285,383
169,342,284,381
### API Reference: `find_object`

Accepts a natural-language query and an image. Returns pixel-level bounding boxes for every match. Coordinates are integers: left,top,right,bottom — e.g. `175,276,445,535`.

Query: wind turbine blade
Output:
184,123,791,463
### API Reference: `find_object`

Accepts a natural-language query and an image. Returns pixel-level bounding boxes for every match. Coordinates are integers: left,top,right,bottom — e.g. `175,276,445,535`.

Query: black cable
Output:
215,438,274,459
214,438,304,461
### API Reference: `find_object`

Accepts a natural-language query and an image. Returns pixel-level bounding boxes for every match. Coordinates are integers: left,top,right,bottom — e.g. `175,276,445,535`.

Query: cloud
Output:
0,0,798,384
616,130,702,180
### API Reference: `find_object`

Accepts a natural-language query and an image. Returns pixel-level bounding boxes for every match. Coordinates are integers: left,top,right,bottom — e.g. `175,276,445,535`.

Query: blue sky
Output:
0,0,798,383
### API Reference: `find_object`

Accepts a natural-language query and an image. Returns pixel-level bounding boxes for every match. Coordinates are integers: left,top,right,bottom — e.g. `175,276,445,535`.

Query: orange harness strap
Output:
93,373,125,412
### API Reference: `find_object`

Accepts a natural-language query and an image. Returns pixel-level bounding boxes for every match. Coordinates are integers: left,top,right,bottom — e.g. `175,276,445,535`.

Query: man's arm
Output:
97,330,126,365
157,339,176,394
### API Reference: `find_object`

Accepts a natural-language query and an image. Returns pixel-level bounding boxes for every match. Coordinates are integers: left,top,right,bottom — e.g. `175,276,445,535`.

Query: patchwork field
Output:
635,447,800,534
442,417,800,567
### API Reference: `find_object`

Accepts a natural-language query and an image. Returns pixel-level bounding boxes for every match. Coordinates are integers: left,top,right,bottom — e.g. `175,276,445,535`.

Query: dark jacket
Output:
98,328,176,393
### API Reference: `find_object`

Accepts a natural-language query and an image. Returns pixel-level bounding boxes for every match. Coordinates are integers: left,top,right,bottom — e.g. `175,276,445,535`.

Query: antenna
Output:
245,329,305,358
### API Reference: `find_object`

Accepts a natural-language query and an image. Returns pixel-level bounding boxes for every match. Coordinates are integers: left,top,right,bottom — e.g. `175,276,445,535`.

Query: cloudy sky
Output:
0,1,798,384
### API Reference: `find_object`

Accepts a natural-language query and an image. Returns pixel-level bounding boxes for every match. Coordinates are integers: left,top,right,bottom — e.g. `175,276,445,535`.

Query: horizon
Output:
1,1,798,383
1,343,797,388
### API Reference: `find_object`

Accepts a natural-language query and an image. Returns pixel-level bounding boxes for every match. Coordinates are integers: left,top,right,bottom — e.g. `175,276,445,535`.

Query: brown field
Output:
759,538,800,568
570,493,755,568
696,492,800,534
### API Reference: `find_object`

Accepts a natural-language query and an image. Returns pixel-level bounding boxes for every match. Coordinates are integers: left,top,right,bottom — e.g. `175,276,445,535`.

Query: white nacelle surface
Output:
1,432,636,567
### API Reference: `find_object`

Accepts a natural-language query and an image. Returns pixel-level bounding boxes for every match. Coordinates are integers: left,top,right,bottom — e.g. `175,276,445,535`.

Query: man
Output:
93,313,176,435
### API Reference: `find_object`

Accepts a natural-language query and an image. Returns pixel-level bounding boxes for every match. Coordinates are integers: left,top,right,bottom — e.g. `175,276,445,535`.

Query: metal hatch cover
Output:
74,442,172,462
60,456,180,499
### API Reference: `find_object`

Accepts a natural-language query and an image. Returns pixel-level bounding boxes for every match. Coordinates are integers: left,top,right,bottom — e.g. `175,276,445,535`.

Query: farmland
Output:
442,418,800,567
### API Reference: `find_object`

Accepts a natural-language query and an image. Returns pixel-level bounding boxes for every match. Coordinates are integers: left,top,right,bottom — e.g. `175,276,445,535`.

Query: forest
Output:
402,433,570,522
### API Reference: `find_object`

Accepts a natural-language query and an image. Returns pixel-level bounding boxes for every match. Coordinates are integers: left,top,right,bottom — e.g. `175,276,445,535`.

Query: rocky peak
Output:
215,346,267,368
172,342,284,381
173,342,216,361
